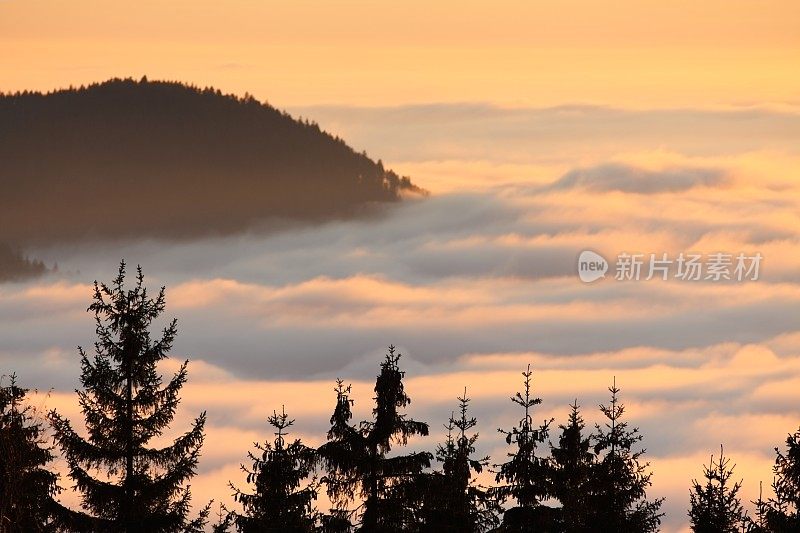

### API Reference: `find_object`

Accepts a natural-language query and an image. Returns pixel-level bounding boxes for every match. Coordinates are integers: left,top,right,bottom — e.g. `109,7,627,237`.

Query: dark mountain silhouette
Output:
0,78,423,280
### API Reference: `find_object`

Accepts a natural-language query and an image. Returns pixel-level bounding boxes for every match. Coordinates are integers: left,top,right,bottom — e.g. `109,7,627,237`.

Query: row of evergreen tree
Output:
1,262,799,532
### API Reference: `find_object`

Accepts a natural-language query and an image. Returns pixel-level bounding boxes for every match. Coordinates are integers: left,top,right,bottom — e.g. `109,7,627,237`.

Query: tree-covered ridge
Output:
0,78,423,247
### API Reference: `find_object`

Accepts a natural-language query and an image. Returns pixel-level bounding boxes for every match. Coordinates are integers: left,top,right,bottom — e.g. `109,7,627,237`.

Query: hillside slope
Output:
0,78,422,248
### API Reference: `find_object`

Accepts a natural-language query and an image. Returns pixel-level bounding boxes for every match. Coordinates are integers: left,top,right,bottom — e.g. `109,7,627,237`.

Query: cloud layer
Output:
2,103,799,532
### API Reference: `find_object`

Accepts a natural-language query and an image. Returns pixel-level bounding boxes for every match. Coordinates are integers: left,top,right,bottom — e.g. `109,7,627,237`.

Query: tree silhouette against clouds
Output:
586,379,663,533
230,407,318,532
757,426,800,531
550,400,594,533
318,346,431,532
0,374,60,531
688,445,748,533
491,365,554,531
49,261,208,532
423,389,500,532
317,379,358,533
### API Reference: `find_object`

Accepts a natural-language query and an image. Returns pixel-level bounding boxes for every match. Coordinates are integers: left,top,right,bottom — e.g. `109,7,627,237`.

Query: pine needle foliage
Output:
50,261,207,532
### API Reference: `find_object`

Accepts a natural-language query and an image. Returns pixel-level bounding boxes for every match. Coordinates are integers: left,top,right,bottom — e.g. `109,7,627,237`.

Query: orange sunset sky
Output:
2,2,800,532
2,0,800,108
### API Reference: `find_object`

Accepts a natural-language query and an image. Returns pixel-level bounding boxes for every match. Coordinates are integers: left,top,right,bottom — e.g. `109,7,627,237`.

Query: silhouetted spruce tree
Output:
319,346,432,532
230,406,318,532
756,426,800,531
49,262,208,532
688,445,748,533
0,374,60,531
420,412,460,531
550,400,594,533
423,390,500,533
318,380,356,533
491,365,554,531
586,379,663,533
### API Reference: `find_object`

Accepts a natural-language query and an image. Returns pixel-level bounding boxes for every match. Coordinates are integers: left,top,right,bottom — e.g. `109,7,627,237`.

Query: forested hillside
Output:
0,78,422,248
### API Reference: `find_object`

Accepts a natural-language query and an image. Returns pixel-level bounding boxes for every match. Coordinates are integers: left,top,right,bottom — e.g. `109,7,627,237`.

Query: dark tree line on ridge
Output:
0,244,48,283
0,78,425,282
1,263,799,532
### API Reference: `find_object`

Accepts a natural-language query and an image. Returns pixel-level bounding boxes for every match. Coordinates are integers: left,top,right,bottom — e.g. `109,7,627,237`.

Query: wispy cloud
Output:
546,163,725,193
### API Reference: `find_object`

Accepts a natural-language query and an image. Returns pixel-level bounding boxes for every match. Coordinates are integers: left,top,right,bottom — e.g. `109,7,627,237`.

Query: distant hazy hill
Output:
0,77,423,249
0,245,47,282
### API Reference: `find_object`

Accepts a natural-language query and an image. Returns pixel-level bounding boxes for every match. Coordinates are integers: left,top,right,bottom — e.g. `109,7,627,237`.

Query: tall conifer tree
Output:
688,445,748,533
319,346,431,532
50,262,207,532
492,365,554,531
423,389,500,533
318,380,357,533
586,379,663,533
550,400,594,533
0,374,60,531
231,407,318,532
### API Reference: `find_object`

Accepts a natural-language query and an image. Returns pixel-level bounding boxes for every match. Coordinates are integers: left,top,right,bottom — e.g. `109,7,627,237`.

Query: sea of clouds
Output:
2,103,799,531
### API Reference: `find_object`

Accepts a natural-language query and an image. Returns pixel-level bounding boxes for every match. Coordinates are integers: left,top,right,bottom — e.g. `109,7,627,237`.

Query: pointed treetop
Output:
455,387,478,440
512,364,542,411
381,344,403,374
269,406,294,449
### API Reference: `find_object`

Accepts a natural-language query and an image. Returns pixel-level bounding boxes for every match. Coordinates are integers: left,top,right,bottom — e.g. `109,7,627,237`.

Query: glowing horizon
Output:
2,1,799,108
